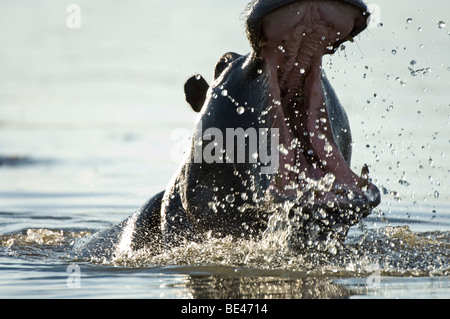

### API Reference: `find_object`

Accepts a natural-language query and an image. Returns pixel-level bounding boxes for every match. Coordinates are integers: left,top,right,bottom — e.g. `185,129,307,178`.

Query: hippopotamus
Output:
79,0,380,258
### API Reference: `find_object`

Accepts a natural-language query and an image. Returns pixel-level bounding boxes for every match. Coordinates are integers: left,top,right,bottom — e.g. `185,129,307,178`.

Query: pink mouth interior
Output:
259,1,377,208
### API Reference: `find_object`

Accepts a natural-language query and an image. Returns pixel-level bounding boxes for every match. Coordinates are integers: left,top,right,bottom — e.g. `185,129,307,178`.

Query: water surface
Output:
0,0,449,299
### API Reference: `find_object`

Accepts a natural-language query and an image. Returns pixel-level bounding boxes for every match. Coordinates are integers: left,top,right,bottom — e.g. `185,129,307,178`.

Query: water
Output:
1,0,449,299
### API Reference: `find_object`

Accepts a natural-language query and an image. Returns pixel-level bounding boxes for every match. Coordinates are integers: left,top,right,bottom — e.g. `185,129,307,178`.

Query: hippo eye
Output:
214,57,231,79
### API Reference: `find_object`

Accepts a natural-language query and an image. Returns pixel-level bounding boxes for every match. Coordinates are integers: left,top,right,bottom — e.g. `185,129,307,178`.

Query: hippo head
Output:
181,0,380,250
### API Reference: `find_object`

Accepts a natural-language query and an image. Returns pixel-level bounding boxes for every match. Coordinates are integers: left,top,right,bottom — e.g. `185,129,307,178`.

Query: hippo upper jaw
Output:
246,0,370,54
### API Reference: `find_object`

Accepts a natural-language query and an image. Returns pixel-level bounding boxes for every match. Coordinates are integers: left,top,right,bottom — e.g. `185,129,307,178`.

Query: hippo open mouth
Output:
252,1,380,227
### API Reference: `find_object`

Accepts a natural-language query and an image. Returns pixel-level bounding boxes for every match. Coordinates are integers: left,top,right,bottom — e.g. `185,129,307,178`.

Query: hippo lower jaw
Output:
256,1,380,225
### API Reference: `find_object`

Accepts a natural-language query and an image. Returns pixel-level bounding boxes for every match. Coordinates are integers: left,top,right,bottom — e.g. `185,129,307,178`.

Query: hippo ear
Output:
184,74,209,113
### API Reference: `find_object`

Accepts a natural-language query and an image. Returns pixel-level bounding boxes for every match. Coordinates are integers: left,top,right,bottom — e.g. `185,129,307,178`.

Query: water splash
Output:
0,228,90,260
1,228,89,248
78,175,449,275
98,223,449,278
1,224,448,278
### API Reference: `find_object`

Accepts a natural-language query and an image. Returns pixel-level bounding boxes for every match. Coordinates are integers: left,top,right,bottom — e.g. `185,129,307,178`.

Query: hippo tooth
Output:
357,164,370,188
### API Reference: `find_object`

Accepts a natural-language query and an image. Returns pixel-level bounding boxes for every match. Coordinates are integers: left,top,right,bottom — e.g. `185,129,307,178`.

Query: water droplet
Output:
395,77,406,86
278,45,285,53
221,89,228,97
391,49,397,55
321,173,335,192
257,69,263,74
434,191,439,199
299,68,306,74
236,106,245,115
410,60,417,66
438,21,446,29
278,144,289,156
406,18,413,24
328,246,337,255
240,193,248,200
323,142,333,153
418,27,423,32
225,194,235,203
